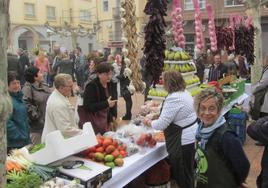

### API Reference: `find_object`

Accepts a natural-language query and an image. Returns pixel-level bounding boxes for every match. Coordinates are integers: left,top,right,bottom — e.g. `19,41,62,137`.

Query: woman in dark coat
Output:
7,71,31,153
82,62,117,134
22,66,51,144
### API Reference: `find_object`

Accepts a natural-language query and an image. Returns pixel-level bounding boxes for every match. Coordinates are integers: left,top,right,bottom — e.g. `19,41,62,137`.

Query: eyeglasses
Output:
199,106,218,114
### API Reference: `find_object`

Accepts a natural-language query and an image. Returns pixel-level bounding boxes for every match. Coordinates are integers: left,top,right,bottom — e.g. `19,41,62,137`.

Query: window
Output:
80,10,91,22
47,6,56,20
185,34,195,56
225,0,244,7
103,0,109,12
24,3,35,18
184,0,205,10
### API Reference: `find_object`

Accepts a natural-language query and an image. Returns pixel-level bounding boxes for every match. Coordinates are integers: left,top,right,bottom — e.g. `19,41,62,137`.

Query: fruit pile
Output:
185,76,200,85
81,136,127,168
163,63,196,72
148,88,168,98
190,87,202,97
164,50,191,61
135,133,157,148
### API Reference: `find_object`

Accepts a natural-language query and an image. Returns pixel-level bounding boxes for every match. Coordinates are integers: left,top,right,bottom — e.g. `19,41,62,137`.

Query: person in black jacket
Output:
17,48,30,85
7,52,22,78
117,58,133,120
83,62,117,134
247,116,268,188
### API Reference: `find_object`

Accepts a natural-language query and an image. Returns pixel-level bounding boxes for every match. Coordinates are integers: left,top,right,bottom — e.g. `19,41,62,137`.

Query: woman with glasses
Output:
194,89,250,188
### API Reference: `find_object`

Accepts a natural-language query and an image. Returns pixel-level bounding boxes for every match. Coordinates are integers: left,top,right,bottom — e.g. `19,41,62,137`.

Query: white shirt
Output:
41,89,81,142
151,91,198,145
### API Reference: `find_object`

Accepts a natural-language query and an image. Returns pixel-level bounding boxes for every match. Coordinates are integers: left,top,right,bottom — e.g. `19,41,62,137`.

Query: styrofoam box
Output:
55,156,112,188
22,123,97,165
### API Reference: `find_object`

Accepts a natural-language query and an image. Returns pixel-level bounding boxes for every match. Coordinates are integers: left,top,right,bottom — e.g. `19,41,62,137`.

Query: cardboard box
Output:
54,156,112,188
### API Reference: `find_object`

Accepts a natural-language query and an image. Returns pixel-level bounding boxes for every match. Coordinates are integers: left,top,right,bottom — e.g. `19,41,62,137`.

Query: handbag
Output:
78,106,108,134
28,86,40,121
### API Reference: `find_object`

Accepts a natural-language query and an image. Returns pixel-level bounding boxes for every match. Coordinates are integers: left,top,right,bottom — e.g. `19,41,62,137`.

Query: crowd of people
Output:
5,46,268,188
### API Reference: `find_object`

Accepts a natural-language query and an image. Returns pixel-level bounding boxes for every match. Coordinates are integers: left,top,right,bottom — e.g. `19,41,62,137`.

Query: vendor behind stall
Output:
208,53,228,82
144,70,198,188
42,74,81,142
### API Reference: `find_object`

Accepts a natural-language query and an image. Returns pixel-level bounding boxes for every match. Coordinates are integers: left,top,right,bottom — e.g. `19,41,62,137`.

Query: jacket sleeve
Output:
83,82,109,112
221,132,250,185
253,70,268,93
247,116,268,144
6,117,28,140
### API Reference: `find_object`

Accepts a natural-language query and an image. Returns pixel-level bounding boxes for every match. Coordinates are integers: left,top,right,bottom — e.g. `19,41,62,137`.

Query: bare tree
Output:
45,21,100,50
0,0,12,187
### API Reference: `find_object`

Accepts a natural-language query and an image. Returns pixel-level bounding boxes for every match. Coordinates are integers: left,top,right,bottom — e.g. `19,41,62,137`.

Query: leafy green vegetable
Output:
28,164,57,181
7,170,43,188
29,143,45,154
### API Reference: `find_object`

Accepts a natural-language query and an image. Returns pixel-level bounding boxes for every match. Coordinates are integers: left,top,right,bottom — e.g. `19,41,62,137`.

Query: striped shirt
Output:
151,90,198,145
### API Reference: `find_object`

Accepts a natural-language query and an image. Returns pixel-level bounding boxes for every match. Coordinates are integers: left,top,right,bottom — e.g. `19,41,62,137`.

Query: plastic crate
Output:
227,111,247,145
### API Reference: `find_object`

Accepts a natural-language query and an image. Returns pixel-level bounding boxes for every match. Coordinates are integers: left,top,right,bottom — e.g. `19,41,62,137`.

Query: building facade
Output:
10,0,267,57
9,0,99,53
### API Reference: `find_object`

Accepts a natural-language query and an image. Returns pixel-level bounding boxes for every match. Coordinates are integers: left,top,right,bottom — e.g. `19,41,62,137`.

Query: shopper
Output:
57,52,75,81
6,71,31,153
144,70,198,188
195,53,206,83
17,48,30,85
22,66,51,144
140,54,153,102
247,116,268,188
82,62,117,134
34,50,50,84
252,54,268,118
75,47,86,88
194,89,250,188
7,52,21,78
41,74,81,142
208,52,228,82
84,58,98,86
118,58,132,120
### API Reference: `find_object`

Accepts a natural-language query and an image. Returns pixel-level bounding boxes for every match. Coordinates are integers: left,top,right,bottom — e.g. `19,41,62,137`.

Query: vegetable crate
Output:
227,111,247,145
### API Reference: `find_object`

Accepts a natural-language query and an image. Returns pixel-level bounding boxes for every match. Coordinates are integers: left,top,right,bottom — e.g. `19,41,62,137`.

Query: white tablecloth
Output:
102,142,168,188
222,93,249,115
242,83,252,112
